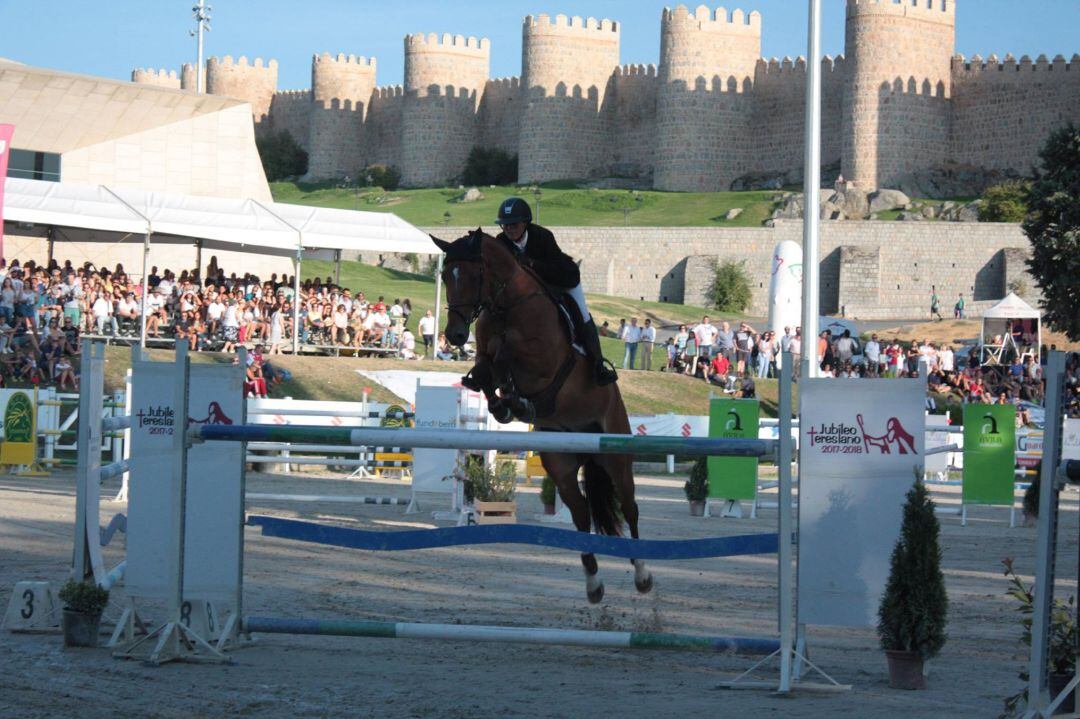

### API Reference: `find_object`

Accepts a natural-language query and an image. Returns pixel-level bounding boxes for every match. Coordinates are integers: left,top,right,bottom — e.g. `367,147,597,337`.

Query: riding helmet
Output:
495,197,532,226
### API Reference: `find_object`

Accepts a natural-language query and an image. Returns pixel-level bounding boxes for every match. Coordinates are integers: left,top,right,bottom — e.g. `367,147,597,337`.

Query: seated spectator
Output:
435,332,456,361
398,326,418,360
706,352,731,386
54,352,78,390
734,373,756,399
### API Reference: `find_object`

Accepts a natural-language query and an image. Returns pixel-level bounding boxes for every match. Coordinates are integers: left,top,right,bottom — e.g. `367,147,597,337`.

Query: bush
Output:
877,475,948,660
256,130,308,181
58,579,110,615
684,457,709,502
461,147,518,186
540,475,557,506
708,259,753,313
358,164,401,191
460,455,516,503
980,180,1031,223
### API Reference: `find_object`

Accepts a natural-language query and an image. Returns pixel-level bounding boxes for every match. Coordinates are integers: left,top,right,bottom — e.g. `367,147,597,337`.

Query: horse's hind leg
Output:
542,453,604,604
605,454,653,594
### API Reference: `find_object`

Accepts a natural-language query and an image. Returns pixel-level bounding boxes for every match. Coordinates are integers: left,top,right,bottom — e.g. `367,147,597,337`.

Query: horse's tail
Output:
583,459,622,537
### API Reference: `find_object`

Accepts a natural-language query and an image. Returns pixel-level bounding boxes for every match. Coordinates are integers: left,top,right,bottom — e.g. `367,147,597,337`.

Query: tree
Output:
1023,124,1080,341
708,259,752,313
461,147,518,186
255,130,308,181
980,180,1030,223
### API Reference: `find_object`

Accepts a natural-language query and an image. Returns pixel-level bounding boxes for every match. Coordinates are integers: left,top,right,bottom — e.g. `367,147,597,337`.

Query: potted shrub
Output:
877,475,948,689
684,457,709,517
1001,557,1077,716
540,475,557,515
460,455,517,524
1022,461,1042,527
58,578,109,648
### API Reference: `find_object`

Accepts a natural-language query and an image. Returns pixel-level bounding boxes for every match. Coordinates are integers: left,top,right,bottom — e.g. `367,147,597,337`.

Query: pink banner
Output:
0,124,13,261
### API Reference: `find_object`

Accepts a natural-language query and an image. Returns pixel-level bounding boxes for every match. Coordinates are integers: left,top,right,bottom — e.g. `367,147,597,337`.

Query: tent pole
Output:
334,250,341,287
139,230,151,348
433,253,444,342
195,239,203,281
47,228,55,267
293,252,301,355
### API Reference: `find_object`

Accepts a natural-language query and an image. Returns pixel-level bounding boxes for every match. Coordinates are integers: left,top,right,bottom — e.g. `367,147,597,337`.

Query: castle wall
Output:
654,6,761,191
268,90,312,150
401,34,490,187
518,14,620,183
365,85,404,169
477,77,522,155
131,68,181,89
610,64,658,179
306,53,376,180
842,0,955,190
951,54,1080,174
206,56,278,130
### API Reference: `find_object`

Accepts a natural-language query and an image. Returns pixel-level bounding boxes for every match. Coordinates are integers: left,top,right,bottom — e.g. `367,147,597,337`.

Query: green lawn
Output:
272,182,781,228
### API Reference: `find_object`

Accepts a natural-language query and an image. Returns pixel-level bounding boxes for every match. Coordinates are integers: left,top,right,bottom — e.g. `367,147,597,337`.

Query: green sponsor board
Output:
963,403,1016,505
707,398,760,500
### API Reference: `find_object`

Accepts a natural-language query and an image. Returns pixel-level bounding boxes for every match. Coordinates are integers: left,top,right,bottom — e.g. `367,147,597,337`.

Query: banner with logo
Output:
0,124,12,260
797,378,926,628
0,390,36,465
962,404,1016,506
1066,419,1080,462
707,398,759,500
1016,428,1043,468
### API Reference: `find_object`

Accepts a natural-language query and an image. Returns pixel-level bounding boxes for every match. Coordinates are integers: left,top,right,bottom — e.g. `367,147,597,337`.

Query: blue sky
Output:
4,1,1078,89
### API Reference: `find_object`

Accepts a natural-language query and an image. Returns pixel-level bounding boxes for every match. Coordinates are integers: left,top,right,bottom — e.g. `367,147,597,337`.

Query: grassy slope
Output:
271,182,780,228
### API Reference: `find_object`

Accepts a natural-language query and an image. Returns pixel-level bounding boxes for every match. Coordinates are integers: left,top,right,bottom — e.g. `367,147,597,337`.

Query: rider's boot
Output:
581,319,618,386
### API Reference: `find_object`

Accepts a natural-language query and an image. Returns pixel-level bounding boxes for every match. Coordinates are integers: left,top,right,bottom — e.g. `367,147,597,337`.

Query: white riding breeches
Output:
566,284,591,323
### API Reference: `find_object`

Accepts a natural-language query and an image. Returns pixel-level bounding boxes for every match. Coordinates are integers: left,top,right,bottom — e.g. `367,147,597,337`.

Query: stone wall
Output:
478,77,522,154
427,221,1035,321
205,56,278,129
268,90,312,150
609,65,658,179
130,68,181,89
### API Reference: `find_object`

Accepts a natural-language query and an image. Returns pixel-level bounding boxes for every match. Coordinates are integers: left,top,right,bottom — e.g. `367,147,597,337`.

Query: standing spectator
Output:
418,310,436,358
756,331,777,378
733,322,755,374
954,292,965,319
402,298,413,326
789,328,802,377
268,304,286,355
939,344,955,374
864,334,881,375
834,329,857,366
715,320,734,362
621,317,642,370
0,278,16,325
674,324,689,354
640,318,656,371
692,316,719,362
221,299,239,353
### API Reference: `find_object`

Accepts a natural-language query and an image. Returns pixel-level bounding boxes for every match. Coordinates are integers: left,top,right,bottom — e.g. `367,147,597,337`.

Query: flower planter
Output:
885,650,926,690
61,609,102,648
688,500,706,517
1049,673,1076,714
474,501,517,525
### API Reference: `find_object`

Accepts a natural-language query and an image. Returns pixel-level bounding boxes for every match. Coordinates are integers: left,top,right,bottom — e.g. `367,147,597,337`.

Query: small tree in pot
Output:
58,579,109,648
877,474,948,689
540,475,557,515
684,457,709,516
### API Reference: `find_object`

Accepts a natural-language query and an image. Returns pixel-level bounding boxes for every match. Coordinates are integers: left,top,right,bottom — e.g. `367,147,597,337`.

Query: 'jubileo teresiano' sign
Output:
962,403,1016,506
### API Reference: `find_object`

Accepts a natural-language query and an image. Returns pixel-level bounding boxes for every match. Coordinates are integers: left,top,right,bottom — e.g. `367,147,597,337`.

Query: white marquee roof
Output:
1,177,436,256
982,292,1041,320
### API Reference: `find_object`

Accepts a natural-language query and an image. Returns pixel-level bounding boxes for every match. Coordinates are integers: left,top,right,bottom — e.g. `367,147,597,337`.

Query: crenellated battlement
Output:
616,64,658,77
405,33,490,54
313,52,376,69
755,54,847,79
131,68,179,82
485,76,521,91
375,85,404,99
661,5,762,34
953,52,1077,77
523,14,619,37
846,0,955,25
274,89,312,100
207,55,278,70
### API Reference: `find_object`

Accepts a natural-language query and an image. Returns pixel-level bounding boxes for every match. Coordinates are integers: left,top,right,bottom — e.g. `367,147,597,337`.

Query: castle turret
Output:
206,55,279,130
181,63,200,91
400,33,490,187
842,0,956,190
654,5,761,191
131,68,181,89
518,14,620,183
306,53,377,180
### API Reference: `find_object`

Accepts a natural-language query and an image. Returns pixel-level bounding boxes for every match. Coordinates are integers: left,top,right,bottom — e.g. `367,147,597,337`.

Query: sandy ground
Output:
1,466,1077,719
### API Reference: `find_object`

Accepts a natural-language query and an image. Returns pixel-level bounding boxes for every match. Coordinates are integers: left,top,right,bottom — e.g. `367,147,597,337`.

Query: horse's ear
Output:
430,235,451,253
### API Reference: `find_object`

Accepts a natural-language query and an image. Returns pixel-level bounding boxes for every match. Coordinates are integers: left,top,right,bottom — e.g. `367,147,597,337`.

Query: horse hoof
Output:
587,583,605,604
492,406,513,424
635,573,654,594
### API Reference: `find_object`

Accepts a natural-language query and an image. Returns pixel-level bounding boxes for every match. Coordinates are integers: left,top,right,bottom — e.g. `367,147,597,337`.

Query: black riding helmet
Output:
495,197,532,226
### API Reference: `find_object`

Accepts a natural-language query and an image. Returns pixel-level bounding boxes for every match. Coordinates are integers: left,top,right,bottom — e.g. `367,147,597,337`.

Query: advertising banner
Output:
797,378,926,628
1066,419,1080,462
0,390,35,465
411,385,462,495
707,398,760,500
962,404,1016,506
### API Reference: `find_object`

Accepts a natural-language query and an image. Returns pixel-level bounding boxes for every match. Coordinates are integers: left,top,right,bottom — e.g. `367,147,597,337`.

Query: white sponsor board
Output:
126,362,244,603
924,414,952,476
1065,418,1080,462
798,378,926,628
411,385,464,496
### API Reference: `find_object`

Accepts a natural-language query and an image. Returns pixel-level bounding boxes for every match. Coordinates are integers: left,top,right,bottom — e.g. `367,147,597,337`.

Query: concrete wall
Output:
428,221,1035,321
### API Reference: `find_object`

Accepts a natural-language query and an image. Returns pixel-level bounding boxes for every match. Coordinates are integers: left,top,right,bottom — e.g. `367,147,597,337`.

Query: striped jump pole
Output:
195,425,777,459
243,616,780,656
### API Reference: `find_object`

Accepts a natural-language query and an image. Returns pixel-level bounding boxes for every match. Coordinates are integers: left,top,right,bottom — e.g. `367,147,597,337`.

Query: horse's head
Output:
431,229,505,347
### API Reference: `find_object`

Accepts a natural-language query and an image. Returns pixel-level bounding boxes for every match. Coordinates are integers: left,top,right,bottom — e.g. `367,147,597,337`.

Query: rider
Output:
494,197,619,386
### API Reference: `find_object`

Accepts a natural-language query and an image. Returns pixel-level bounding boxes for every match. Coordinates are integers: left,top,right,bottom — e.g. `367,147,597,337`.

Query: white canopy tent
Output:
980,292,1042,365
1,177,439,352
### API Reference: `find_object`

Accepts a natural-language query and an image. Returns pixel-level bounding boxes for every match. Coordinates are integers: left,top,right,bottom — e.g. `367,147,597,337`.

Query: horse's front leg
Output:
542,452,603,604
463,359,512,424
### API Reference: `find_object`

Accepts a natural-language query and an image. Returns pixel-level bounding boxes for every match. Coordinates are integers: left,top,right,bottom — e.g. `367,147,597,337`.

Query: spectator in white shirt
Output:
418,310,436,357
864,334,882,374
640,318,656,371
692,316,719,361
939,345,954,373
621,317,642,369
91,292,119,335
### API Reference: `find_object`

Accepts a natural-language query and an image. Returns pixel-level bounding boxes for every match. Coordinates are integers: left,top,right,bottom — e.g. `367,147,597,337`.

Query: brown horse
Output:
432,229,653,604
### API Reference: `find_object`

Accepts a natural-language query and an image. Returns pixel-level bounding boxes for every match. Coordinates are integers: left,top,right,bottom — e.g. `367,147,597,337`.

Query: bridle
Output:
444,236,543,328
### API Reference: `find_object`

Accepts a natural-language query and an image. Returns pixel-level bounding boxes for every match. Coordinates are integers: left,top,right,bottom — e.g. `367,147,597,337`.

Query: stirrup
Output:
595,359,618,386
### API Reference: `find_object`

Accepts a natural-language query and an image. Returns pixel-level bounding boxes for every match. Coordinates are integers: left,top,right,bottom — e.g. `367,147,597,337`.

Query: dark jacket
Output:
496,223,580,288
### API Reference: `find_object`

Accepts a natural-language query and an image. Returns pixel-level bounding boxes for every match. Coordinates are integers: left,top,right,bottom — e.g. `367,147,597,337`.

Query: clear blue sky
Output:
4,1,1078,90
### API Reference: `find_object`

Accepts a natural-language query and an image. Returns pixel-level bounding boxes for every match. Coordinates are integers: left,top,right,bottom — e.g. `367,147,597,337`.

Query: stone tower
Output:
842,0,956,190
518,14,620,183
655,5,761,191
401,33,490,187
206,56,279,130
181,63,200,91
307,53,377,180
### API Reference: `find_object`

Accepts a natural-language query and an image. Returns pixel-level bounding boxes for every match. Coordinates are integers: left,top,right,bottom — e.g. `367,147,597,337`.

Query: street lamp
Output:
189,1,212,94
532,187,542,224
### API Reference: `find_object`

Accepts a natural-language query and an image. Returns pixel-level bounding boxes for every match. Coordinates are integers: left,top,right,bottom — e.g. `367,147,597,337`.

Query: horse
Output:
431,229,653,604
